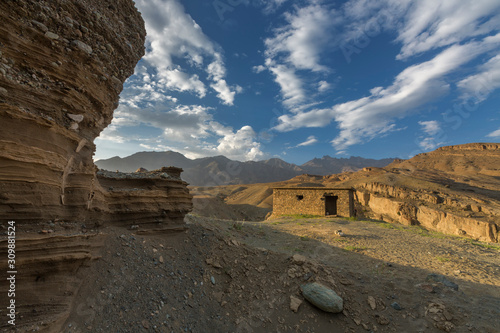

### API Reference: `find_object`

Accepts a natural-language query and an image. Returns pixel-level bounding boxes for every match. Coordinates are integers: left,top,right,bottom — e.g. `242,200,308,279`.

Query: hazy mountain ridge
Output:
301,155,395,174
95,151,396,186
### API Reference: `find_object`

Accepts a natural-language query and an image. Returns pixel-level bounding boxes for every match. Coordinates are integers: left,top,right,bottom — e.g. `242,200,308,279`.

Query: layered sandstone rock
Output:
387,142,500,175
352,142,500,242
96,167,192,228
0,0,146,223
356,189,498,242
0,231,105,331
0,1,191,331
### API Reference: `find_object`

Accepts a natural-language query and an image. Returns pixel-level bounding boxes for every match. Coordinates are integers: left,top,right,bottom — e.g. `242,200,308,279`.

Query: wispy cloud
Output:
258,0,289,15
297,135,318,147
417,120,444,150
97,103,264,161
487,128,500,138
395,0,500,59
134,0,241,105
318,81,331,93
265,3,334,72
458,54,500,102
419,120,441,136
267,64,306,110
270,0,500,152
262,2,337,110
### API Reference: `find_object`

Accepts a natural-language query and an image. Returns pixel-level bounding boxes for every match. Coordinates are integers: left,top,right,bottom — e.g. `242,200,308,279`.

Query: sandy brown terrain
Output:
47,213,499,333
0,2,498,332
190,143,500,244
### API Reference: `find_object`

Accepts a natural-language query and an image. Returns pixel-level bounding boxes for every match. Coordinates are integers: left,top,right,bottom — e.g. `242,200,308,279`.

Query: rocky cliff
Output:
0,0,146,223
0,1,191,331
96,168,192,228
351,143,500,242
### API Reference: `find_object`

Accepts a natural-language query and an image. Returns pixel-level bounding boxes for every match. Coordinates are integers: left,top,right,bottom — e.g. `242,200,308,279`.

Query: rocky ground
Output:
38,214,498,333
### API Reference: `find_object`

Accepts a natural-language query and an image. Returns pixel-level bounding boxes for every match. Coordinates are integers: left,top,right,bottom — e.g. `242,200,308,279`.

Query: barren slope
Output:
191,143,500,242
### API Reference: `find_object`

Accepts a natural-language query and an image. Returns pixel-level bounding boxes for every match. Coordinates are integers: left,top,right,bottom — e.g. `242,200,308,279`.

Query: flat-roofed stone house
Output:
271,187,355,218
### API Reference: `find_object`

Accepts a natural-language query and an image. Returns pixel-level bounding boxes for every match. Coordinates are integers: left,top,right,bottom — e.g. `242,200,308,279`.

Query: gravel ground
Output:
60,215,500,333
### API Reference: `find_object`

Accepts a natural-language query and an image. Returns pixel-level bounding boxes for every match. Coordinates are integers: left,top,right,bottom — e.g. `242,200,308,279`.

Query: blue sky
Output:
94,0,500,164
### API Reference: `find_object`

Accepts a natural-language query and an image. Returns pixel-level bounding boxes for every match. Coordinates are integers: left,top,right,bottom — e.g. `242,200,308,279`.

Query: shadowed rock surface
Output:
0,1,189,332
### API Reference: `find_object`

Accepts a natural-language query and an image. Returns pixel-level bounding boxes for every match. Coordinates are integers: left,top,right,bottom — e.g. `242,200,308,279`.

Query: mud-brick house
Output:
272,188,355,218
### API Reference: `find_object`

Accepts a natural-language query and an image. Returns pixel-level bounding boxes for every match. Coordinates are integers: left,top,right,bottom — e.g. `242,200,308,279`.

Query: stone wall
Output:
271,188,354,218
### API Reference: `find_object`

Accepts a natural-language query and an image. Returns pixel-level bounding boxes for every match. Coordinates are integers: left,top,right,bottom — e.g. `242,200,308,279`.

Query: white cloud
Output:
418,137,443,151
210,79,243,105
395,0,500,59
262,2,338,110
134,0,240,104
268,64,306,110
253,65,266,73
216,126,264,161
263,0,500,152
275,37,500,150
97,102,264,162
259,0,289,14
487,128,500,138
458,54,500,102
417,120,444,150
265,3,334,72
318,81,331,93
418,120,441,136
297,135,318,147
158,69,206,98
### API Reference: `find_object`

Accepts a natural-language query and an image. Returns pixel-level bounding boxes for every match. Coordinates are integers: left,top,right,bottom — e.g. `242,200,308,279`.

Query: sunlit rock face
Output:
0,2,194,331
0,0,147,224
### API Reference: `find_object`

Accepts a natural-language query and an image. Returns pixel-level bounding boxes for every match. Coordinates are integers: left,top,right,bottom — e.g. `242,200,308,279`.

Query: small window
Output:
296,195,304,200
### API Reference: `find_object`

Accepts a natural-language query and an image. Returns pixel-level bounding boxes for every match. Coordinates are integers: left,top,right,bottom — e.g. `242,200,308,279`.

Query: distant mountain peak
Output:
95,151,395,186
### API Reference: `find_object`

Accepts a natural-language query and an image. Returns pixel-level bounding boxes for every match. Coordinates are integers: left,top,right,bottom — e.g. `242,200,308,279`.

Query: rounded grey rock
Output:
71,40,93,55
301,282,343,313
45,31,59,40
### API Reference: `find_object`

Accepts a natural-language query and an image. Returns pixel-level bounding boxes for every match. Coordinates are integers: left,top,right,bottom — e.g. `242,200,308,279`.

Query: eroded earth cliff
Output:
0,0,147,223
0,1,191,331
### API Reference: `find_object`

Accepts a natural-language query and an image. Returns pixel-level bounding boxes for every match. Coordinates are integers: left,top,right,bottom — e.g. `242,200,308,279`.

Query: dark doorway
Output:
325,195,338,216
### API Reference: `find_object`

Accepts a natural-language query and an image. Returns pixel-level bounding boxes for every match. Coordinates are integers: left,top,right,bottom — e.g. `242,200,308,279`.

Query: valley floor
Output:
55,215,500,333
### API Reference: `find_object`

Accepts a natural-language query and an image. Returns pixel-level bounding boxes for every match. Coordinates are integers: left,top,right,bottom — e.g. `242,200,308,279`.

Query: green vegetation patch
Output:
465,239,500,251
435,256,450,263
343,245,367,252
281,214,323,219
406,226,449,239
232,222,244,231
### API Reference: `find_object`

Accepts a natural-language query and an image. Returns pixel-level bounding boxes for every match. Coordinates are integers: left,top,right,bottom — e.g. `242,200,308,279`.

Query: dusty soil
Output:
52,214,500,333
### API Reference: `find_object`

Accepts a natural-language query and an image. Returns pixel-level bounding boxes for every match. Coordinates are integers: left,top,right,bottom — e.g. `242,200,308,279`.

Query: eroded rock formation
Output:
96,167,192,228
0,0,193,225
0,1,191,331
0,0,147,222
352,143,500,242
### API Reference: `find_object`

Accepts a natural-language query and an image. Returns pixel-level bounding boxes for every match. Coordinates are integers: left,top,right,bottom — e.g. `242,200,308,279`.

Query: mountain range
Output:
95,151,395,186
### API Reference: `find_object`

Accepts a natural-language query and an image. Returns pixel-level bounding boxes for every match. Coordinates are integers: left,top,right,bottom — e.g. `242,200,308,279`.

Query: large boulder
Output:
301,282,343,313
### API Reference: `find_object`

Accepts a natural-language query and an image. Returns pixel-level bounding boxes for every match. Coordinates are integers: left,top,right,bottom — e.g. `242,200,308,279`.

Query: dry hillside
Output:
191,143,500,243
